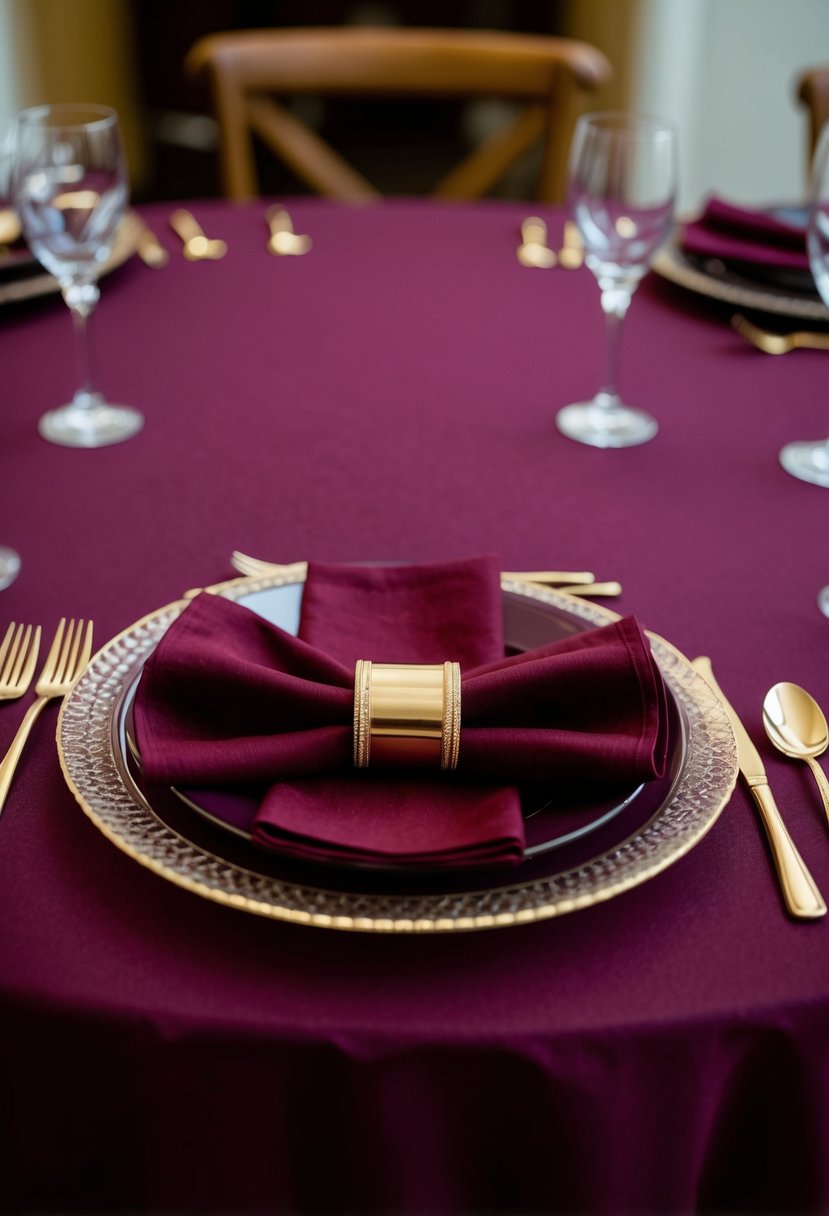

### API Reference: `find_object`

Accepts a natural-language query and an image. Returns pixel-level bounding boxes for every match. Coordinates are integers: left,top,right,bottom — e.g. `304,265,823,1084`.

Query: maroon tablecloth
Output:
1,199,828,1216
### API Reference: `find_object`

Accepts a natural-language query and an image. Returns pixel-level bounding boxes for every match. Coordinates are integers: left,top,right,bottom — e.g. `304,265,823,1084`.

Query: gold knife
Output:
692,656,826,920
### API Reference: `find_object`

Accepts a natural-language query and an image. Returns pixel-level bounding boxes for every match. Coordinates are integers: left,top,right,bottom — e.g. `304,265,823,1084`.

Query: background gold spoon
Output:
169,209,227,260
266,206,312,256
763,681,829,825
557,220,584,269
516,217,556,268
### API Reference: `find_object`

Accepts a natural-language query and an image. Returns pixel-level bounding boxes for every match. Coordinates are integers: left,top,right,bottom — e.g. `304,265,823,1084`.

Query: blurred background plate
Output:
0,209,142,306
653,238,829,322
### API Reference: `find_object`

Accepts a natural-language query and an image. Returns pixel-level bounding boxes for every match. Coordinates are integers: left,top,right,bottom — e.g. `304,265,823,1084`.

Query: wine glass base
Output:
819,586,829,617
0,547,21,591
39,399,144,448
556,399,658,449
779,441,829,487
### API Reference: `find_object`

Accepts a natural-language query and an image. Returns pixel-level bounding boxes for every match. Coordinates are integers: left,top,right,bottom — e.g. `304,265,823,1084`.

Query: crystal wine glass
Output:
779,123,829,489
0,127,21,586
556,112,677,448
12,103,143,447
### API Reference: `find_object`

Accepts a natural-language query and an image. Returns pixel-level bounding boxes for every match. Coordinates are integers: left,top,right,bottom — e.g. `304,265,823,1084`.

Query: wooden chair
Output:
185,26,612,203
797,66,829,166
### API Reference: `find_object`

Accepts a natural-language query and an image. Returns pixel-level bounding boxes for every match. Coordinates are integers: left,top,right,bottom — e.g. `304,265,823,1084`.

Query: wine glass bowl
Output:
556,112,677,449
12,103,143,447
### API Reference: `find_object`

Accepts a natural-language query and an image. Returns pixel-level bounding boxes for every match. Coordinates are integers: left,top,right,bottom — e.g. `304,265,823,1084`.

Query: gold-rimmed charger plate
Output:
56,573,738,933
653,239,829,322
0,209,142,306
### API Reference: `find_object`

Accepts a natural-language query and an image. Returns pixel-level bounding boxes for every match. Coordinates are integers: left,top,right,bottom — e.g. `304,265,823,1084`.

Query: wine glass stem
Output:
598,286,632,406
64,281,100,407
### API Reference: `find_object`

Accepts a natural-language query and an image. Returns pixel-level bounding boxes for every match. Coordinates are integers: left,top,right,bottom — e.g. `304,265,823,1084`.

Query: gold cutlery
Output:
0,623,41,702
557,220,584,269
228,551,620,596
0,207,21,250
0,618,93,815
692,656,825,919
555,581,622,598
763,682,829,827
169,209,227,261
135,217,169,268
266,205,312,256
732,313,829,354
516,217,556,269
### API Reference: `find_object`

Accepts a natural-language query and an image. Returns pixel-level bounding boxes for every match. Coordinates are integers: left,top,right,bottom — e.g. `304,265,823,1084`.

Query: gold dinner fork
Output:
732,313,829,354
0,623,41,701
0,618,93,815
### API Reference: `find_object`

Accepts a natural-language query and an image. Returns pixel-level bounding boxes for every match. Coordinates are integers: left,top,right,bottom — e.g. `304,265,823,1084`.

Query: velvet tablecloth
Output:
1,199,828,1216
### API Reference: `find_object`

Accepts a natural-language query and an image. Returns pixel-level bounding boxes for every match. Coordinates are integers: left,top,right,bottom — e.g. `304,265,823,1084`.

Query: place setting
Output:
37,550,747,933
652,153,829,326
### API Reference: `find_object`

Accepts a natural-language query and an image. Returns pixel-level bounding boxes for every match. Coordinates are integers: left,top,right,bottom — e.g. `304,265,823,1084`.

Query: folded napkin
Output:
681,196,809,271
133,558,668,869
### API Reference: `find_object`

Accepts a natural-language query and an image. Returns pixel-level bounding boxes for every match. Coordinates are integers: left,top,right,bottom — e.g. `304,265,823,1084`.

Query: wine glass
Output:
555,112,677,448
12,103,143,447
0,127,21,587
779,122,829,489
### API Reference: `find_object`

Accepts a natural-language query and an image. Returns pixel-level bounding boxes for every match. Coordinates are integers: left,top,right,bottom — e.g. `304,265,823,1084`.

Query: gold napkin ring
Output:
353,660,461,771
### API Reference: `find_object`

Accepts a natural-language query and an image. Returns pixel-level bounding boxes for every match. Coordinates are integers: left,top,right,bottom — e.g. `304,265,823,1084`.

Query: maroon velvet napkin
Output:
133,558,668,869
681,196,809,270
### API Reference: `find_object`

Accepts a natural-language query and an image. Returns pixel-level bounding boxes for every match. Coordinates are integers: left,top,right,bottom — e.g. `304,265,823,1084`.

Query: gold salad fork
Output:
228,551,621,598
0,618,93,815
0,623,41,701
732,313,829,354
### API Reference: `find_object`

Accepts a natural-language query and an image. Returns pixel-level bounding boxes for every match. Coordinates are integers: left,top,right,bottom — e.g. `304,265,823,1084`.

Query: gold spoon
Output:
763,681,829,826
266,205,312,256
557,220,584,269
516,217,556,269
169,209,227,261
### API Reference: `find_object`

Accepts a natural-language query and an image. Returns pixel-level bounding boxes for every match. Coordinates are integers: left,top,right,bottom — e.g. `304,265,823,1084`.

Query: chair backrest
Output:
185,26,612,203
797,66,829,167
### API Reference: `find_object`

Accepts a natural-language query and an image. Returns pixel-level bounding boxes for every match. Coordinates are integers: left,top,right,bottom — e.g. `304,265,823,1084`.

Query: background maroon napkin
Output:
133,558,667,869
681,196,809,270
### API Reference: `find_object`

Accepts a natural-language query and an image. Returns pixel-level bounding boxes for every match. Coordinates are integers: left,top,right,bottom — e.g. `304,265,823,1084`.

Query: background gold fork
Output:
0,618,93,815
0,623,41,701
732,313,829,354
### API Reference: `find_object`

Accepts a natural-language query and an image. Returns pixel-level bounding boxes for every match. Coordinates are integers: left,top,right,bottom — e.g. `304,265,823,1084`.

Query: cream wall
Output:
0,0,147,188
628,0,829,211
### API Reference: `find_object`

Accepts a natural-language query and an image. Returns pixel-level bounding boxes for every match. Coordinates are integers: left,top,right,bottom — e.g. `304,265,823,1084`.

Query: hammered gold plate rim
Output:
652,238,829,322
56,573,739,932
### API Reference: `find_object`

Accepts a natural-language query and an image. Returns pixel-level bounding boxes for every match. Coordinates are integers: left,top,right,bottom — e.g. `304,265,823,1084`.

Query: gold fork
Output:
229,551,621,596
0,618,93,814
0,623,41,702
732,313,829,354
